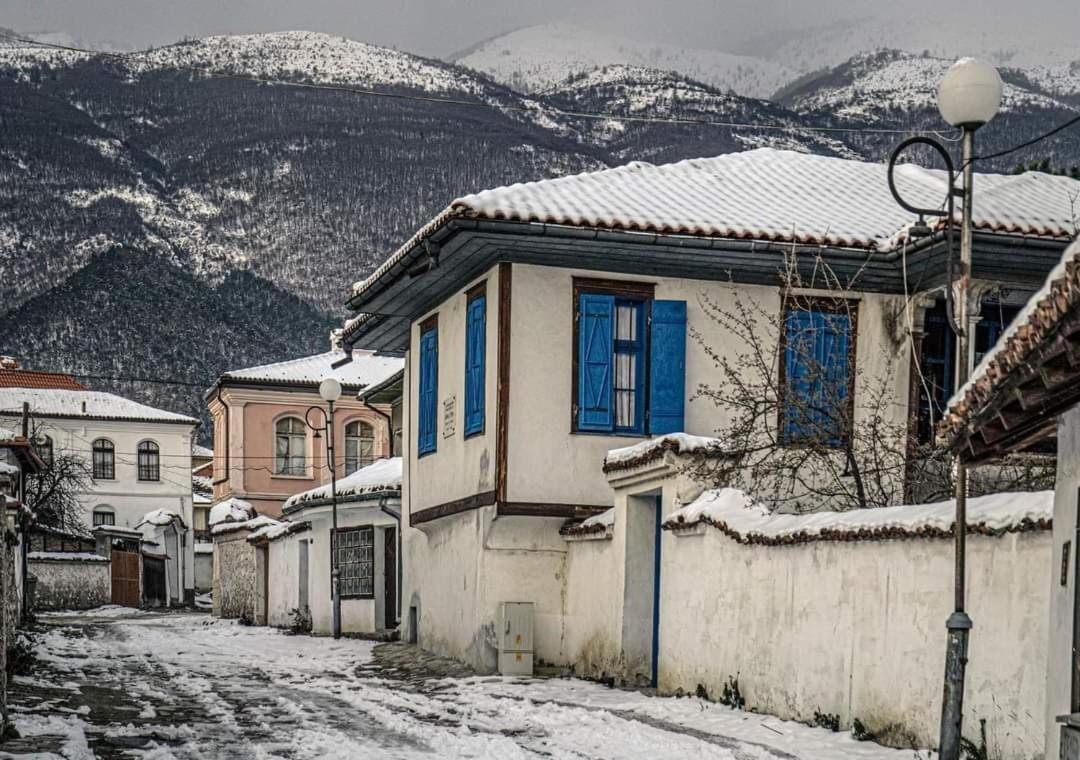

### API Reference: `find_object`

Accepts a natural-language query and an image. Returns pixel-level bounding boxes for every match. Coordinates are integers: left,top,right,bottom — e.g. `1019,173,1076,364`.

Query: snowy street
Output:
5,610,921,760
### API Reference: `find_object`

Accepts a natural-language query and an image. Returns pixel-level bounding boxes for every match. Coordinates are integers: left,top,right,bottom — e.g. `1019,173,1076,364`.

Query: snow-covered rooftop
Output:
664,487,1052,543
218,350,403,390
136,509,186,530
0,388,197,424
209,497,256,526
941,237,1080,444
212,514,280,536
283,457,402,511
28,551,108,563
604,433,727,473
192,443,213,459
352,148,1080,299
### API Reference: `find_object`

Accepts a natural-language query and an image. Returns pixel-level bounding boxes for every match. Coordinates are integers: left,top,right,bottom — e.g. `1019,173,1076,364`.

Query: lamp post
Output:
306,377,344,639
888,57,1002,760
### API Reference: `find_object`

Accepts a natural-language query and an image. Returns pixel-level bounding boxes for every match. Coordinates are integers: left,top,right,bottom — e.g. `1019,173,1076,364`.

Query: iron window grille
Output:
333,526,374,599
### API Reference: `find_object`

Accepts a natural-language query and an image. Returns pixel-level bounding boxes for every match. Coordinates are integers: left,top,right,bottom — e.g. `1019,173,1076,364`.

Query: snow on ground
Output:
7,611,926,759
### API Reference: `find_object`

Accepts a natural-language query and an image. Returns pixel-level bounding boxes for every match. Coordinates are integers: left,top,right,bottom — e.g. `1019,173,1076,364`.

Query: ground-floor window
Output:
334,526,374,598
93,507,116,527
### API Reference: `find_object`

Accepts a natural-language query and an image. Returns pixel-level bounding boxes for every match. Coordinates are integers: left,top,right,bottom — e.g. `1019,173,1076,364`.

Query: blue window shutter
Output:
418,327,438,455
783,309,815,442
464,295,485,436
822,312,850,443
648,300,687,434
578,294,614,431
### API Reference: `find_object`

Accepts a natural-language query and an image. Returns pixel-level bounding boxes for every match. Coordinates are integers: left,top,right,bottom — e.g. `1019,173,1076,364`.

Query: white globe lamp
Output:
937,57,1003,128
319,377,342,403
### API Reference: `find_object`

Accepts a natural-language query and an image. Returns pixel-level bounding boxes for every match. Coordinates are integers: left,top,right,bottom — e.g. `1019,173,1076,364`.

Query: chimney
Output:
0,356,17,370
329,328,344,353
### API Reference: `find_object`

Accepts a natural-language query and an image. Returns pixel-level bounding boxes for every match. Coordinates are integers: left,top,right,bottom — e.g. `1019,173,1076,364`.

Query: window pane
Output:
334,527,374,598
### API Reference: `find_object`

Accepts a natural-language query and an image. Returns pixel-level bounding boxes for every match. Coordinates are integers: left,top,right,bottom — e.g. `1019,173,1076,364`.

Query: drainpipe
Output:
363,401,395,457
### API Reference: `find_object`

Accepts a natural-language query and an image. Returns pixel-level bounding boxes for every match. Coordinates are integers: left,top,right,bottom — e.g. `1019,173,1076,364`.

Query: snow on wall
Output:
29,555,111,611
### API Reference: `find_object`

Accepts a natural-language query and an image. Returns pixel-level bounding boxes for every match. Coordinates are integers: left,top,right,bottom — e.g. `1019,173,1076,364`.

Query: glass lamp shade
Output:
319,377,343,403
937,57,1003,127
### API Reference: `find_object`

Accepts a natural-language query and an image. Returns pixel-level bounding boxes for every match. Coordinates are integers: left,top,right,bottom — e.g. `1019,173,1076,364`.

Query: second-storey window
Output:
464,287,486,437
780,302,855,446
137,440,160,481
92,438,115,480
574,281,686,436
418,318,438,456
274,417,307,475
344,421,375,474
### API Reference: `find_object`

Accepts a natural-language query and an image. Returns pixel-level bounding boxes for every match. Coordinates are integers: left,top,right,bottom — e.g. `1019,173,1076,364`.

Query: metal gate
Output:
384,527,397,630
111,549,141,607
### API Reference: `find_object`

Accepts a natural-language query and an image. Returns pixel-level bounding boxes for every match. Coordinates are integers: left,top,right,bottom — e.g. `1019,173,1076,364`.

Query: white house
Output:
0,366,199,601
335,149,1078,756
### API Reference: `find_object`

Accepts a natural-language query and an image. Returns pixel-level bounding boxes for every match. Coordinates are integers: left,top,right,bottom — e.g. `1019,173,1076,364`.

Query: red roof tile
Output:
0,370,85,390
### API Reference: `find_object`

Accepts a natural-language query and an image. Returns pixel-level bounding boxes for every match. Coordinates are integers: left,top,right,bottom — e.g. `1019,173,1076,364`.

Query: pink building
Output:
206,339,404,518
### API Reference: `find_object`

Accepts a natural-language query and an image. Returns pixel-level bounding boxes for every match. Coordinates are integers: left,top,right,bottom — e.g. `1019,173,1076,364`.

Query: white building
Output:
0,368,199,600
336,149,1078,756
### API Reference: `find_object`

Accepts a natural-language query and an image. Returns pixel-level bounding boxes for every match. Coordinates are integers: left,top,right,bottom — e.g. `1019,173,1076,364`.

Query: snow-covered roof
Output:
209,497,256,526
0,388,197,425
194,542,214,555
604,433,727,473
283,457,402,511
941,236,1080,445
352,148,1080,300
28,551,108,563
217,350,404,390
664,487,1052,543
0,462,18,477
561,508,615,538
192,443,213,458
247,520,309,543
136,509,186,530
212,514,279,536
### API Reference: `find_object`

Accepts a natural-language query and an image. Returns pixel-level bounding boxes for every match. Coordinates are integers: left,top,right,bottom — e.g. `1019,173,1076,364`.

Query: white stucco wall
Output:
656,526,1050,758
1048,407,1080,759
299,500,399,635
408,266,501,514
266,531,303,629
28,557,111,611
505,263,910,507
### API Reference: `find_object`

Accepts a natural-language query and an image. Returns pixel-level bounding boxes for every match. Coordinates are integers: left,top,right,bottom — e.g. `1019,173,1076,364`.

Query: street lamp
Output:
888,56,1002,760
306,377,343,639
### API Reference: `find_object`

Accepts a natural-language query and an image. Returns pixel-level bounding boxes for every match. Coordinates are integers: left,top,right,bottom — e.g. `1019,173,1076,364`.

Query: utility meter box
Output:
497,601,534,676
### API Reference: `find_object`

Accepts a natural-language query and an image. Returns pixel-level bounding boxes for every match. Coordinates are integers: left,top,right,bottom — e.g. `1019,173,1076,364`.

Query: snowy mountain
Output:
451,24,791,100
1,30,1078,432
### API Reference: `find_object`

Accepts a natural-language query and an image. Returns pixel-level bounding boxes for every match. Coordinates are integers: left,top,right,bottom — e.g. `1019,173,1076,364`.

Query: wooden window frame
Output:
776,296,859,448
344,420,376,474
137,440,160,482
92,438,115,481
273,417,308,477
571,278,656,435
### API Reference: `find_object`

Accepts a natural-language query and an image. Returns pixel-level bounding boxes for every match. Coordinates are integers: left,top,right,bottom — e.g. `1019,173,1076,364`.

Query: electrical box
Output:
497,602,534,676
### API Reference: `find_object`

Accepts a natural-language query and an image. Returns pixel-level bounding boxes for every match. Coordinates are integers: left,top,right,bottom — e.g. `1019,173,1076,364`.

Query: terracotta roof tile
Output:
0,370,85,390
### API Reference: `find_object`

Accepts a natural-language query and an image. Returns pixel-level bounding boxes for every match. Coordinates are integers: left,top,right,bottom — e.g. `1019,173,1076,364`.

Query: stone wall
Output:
213,531,255,620
29,556,111,611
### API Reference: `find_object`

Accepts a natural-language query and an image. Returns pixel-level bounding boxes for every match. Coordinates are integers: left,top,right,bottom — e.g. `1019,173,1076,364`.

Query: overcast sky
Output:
3,0,1078,58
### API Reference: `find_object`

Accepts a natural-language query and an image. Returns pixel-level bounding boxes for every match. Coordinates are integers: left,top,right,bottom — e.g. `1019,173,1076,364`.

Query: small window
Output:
193,507,209,532
417,319,438,456
333,526,374,598
137,441,160,481
93,507,116,527
464,288,486,436
274,417,307,476
344,421,375,474
92,438,115,480
780,303,854,446
34,434,53,468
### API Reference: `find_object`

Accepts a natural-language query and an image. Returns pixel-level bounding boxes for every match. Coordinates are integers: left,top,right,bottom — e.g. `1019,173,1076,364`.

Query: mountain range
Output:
1,26,1077,439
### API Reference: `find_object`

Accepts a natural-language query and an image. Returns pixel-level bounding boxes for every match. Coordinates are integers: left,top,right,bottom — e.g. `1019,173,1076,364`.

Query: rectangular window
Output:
193,507,208,532
780,303,854,445
334,526,374,598
418,318,438,456
93,510,115,527
574,281,686,436
464,288,486,437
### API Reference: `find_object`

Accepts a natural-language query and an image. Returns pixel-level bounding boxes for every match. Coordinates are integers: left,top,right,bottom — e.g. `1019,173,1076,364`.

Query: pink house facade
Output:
207,341,404,518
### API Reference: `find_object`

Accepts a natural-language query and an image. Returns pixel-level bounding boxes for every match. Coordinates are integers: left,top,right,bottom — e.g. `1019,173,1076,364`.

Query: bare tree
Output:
21,424,91,534
692,249,1054,511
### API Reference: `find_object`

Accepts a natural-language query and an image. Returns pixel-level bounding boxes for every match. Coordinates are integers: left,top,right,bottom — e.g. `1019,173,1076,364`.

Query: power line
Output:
0,30,962,140
975,112,1080,163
